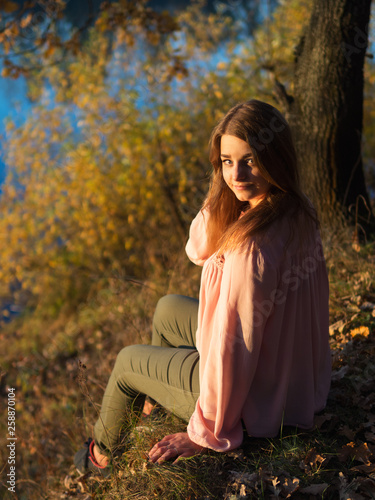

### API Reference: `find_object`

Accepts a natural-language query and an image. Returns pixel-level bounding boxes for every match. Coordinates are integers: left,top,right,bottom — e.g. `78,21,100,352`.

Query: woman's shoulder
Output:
249,209,321,264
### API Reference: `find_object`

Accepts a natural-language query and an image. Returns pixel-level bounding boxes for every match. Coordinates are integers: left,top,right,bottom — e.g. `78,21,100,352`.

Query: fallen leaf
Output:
230,469,272,497
347,304,361,313
299,483,329,495
314,413,333,429
354,477,375,494
351,462,375,474
331,365,349,382
229,470,259,484
360,302,375,311
338,472,366,500
352,295,363,305
269,475,281,495
339,425,357,440
300,448,326,472
329,319,347,334
349,326,370,338
64,475,73,489
227,449,246,460
76,477,87,493
339,442,373,463
280,476,300,497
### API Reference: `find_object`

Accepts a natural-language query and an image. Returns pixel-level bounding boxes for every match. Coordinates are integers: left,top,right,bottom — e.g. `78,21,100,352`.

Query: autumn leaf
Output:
350,326,370,338
329,319,347,334
44,45,56,58
279,476,300,497
338,472,367,500
351,462,375,474
299,483,329,495
299,448,326,473
20,13,33,28
339,442,373,464
339,425,357,441
239,484,246,497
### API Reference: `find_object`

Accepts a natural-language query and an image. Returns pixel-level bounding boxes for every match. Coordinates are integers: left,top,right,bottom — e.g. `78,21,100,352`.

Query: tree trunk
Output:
284,0,374,236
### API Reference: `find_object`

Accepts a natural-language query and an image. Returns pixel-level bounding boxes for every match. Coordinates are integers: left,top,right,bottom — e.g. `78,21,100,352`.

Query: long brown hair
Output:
203,99,318,254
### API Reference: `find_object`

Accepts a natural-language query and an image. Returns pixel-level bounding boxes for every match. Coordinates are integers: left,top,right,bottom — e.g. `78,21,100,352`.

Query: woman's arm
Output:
148,245,277,461
185,208,211,266
187,244,278,451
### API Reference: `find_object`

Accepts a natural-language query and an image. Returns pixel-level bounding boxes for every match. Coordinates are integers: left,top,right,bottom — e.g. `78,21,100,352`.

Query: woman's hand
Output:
148,432,205,464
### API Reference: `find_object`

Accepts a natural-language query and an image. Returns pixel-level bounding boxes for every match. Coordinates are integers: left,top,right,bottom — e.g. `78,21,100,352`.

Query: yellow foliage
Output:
1,0,19,13
0,0,374,319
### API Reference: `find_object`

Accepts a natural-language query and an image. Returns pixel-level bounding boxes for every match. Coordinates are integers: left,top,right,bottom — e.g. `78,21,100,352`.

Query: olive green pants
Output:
94,294,200,455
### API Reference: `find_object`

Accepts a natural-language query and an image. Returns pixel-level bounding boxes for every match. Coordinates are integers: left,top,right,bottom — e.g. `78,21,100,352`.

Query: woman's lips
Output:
233,184,254,190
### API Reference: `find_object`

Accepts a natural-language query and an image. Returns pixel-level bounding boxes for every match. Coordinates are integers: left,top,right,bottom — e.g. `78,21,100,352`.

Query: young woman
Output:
74,99,331,474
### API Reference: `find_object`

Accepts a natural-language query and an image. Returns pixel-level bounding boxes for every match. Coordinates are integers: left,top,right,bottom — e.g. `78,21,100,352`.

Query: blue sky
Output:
0,69,32,184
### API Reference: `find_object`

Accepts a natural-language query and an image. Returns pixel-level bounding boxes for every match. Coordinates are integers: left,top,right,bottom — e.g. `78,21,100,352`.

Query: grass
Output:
0,237,374,499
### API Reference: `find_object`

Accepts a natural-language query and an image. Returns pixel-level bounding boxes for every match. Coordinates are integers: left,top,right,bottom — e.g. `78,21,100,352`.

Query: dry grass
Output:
0,236,374,499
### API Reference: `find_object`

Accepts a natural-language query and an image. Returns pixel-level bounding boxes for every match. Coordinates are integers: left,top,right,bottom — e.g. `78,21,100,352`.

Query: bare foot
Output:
142,400,154,416
93,444,109,467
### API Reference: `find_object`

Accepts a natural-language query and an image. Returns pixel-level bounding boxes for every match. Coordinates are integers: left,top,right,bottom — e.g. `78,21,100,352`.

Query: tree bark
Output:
282,0,374,236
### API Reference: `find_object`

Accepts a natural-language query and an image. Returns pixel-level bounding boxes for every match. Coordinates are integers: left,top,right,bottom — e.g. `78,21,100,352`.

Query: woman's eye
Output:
221,158,254,166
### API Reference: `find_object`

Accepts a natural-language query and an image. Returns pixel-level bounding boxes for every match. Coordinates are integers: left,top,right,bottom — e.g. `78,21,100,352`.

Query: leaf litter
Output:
225,271,375,499
9,245,375,499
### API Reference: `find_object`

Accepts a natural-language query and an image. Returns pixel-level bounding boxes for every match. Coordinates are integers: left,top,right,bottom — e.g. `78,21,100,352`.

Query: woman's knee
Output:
153,294,197,325
152,294,199,347
153,295,181,332
115,344,142,372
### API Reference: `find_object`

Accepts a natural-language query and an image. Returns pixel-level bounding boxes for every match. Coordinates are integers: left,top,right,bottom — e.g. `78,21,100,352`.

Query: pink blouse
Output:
185,209,331,451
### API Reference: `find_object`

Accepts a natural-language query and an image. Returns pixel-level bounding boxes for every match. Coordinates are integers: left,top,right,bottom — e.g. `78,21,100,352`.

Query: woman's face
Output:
221,134,270,208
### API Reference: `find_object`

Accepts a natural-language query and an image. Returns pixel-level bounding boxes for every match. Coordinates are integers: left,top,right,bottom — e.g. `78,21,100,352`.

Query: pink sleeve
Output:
187,244,277,451
185,209,211,266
